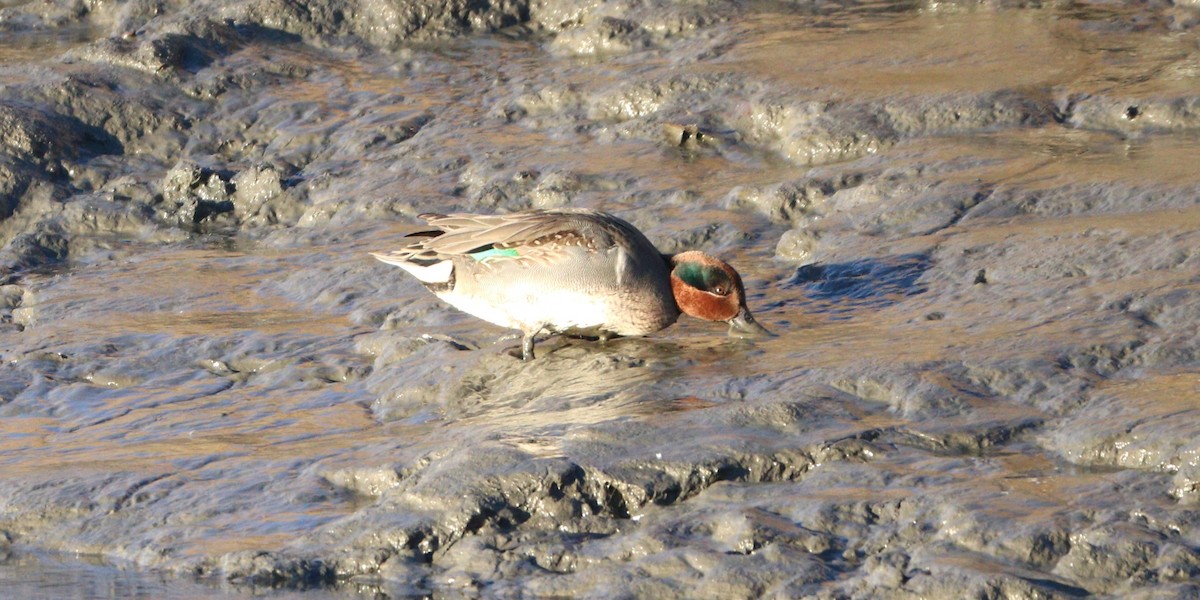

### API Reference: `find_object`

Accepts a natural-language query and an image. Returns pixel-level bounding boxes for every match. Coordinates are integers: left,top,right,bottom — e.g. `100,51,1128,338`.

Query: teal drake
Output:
371,208,771,359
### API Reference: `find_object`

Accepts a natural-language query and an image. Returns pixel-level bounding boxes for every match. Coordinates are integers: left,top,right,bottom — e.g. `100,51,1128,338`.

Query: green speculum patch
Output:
469,247,520,261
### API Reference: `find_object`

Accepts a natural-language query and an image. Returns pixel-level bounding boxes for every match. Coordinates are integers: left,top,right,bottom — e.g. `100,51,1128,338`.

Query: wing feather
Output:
425,210,617,255
372,209,657,276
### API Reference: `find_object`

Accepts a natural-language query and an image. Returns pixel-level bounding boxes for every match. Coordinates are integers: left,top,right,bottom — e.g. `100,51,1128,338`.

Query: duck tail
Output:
370,252,455,286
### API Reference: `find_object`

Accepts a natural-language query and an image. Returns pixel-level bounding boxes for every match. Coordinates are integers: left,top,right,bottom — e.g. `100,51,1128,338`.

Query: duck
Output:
370,208,772,360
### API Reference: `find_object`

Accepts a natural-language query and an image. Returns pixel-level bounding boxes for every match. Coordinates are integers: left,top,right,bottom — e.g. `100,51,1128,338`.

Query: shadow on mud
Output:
785,253,930,314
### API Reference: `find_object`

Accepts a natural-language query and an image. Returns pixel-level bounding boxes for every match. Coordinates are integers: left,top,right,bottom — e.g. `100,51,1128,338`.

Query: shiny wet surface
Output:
2,0,1199,597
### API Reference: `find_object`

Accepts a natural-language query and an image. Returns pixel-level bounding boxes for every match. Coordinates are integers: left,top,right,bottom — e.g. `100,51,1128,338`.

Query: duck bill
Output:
727,306,774,338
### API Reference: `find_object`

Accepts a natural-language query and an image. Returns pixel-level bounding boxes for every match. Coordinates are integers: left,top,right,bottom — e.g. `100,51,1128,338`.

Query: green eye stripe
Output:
676,263,731,292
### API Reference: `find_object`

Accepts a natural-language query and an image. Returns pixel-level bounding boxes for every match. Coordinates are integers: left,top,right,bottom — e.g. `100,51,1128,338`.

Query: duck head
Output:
669,251,773,337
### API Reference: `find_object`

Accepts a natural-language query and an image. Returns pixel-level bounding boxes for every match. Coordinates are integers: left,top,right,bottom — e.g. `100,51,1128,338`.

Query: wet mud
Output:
2,0,1199,597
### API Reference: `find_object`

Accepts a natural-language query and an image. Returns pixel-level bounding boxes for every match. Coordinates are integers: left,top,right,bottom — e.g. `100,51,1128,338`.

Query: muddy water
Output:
2,0,1200,597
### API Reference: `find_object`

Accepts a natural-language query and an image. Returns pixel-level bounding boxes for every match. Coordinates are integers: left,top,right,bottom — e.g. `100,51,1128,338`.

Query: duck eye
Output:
676,263,734,295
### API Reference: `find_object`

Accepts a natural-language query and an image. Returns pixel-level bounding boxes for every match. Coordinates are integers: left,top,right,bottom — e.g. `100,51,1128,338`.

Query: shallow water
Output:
0,549,381,600
2,0,1200,597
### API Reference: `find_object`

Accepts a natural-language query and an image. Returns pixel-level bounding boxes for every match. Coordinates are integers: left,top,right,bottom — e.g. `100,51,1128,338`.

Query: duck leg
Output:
521,331,537,360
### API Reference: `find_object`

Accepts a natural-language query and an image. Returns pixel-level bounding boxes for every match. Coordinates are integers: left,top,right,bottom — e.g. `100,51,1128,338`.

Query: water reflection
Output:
0,24,101,64
718,8,1094,96
0,549,360,600
365,333,735,425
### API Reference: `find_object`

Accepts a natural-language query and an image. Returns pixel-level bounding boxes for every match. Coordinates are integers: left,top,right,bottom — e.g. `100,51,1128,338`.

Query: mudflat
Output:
2,1,1199,597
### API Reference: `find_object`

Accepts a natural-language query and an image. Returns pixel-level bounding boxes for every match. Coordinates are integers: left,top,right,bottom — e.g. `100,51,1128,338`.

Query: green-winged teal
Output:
371,209,771,359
